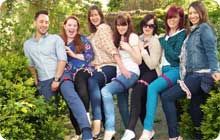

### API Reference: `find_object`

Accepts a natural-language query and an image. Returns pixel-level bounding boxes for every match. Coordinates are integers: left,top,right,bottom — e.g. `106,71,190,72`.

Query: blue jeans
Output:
101,72,139,131
161,73,211,139
60,71,91,130
38,78,56,100
39,71,92,139
88,66,116,120
143,65,180,131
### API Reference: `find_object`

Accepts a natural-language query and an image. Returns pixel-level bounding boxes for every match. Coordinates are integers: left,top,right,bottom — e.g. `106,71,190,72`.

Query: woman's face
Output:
167,14,180,30
188,7,200,25
89,10,101,26
116,23,128,36
64,18,78,39
142,19,155,36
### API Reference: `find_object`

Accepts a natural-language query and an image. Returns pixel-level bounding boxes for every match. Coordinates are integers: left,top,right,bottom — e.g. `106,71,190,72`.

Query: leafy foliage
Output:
201,82,220,140
0,53,68,139
178,99,194,139
108,0,124,12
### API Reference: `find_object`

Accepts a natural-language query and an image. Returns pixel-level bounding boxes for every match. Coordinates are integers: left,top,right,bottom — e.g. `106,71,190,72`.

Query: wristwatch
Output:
54,76,61,82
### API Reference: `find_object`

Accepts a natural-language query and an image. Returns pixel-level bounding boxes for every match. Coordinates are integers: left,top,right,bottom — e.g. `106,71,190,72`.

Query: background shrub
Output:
201,82,220,140
0,53,68,139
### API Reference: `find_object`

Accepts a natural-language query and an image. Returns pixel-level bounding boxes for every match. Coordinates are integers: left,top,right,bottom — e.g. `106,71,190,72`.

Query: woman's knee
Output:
148,82,160,93
161,91,170,102
60,80,75,91
101,87,111,98
88,77,99,90
88,76,95,84
75,82,88,96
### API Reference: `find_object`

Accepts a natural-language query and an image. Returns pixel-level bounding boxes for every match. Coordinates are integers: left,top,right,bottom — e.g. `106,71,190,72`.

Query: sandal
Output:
93,132,102,140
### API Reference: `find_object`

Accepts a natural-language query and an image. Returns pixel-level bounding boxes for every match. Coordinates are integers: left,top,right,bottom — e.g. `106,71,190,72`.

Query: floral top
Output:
66,35,94,74
88,23,118,69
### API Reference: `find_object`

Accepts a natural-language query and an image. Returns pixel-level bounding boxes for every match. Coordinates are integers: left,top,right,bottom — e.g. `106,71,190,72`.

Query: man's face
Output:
34,14,49,35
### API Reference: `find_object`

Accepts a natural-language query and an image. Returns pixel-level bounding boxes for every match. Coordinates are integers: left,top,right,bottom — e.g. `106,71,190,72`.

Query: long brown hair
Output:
60,15,84,53
188,1,208,25
87,5,105,33
113,13,134,48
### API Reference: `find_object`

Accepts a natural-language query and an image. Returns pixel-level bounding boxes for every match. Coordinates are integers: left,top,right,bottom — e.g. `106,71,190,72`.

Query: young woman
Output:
139,6,186,140
87,5,130,139
60,15,94,139
101,13,141,140
121,13,162,140
161,1,220,140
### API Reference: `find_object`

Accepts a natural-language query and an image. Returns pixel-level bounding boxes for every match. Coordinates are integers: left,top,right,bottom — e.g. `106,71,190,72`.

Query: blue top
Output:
186,23,219,73
66,35,94,74
159,30,186,67
23,34,67,81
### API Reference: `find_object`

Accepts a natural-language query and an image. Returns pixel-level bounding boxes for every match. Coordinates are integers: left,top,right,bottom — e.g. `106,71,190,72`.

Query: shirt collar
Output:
165,29,185,41
31,32,49,41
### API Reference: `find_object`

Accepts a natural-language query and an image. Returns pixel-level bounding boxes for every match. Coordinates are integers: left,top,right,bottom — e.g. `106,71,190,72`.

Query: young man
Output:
23,10,92,140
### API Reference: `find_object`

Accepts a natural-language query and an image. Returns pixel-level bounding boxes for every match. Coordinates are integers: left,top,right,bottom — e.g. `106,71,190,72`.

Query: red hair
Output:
165,6,185,34
60,15,84,53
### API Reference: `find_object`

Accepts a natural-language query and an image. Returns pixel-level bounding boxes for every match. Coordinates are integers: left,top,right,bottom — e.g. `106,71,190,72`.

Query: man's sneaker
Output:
70,134,81,140
121,129,135,140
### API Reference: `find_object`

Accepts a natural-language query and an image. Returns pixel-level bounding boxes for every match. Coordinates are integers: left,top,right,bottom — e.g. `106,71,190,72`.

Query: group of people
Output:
23,1,220,140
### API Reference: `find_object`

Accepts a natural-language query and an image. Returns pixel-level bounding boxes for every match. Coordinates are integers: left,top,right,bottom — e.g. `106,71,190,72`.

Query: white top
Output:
117,33,140,76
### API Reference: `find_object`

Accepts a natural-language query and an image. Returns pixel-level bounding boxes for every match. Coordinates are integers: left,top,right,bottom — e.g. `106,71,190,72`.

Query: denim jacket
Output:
186,23,219,73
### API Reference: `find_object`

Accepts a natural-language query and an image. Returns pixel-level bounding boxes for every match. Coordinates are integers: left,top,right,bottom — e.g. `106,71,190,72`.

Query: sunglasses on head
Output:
143,24,155,29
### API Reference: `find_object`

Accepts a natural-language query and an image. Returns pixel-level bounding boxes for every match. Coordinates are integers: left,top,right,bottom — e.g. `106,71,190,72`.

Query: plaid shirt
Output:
88,23,118,68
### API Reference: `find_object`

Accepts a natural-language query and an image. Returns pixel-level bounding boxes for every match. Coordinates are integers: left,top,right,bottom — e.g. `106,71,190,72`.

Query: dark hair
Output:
113,13,134,48
60,15,84,53
87,5,105,33
34,10,48,20
188,1,208,25
165,5,185,34
140,13,158,35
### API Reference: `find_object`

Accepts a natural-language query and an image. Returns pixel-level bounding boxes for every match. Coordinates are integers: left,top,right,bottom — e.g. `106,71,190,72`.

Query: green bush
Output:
201,82,220,140
0,53,68,140
178,85,220,140
178,99,194,139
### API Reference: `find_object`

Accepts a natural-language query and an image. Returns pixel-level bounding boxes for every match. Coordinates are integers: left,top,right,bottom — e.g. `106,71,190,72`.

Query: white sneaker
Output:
70,134,81,140
169,136,183,140
121,129,135,140
139,129,155,140
0,134,6,140
103,130,115,140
